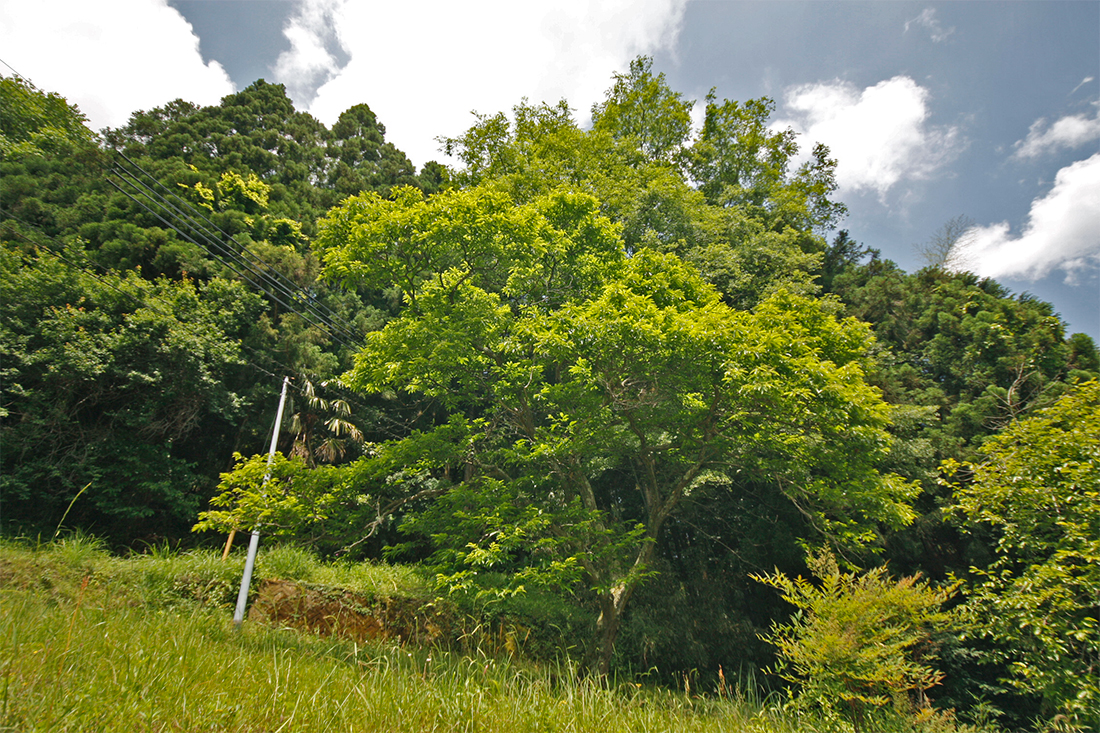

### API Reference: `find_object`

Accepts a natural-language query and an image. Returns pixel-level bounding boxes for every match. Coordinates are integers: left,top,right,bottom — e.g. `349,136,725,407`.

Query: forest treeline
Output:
1,61,1097,731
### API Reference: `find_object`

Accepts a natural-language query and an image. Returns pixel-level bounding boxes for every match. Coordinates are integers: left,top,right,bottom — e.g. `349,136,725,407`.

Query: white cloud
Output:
272,0,688,167
271,0,345,108
904,8,955,43
777,76,963,198
0,0,235,131
1012,112,1100,160
951,153,1100,282
1070,76,1095,96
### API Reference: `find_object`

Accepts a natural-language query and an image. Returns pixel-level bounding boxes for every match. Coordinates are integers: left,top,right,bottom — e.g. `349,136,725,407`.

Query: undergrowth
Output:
0,536,996,732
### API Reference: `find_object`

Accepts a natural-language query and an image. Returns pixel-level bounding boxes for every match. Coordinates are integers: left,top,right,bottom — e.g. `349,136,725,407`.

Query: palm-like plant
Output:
287,376,365,467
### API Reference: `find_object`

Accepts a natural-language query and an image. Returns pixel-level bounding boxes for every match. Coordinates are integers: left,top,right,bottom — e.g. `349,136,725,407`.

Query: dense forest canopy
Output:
1,65,1096,730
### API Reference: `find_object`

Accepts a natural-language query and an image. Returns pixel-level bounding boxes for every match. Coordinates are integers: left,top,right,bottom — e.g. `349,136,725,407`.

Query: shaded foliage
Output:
0,77,426,546
948,381,1100,727
0,244,262,539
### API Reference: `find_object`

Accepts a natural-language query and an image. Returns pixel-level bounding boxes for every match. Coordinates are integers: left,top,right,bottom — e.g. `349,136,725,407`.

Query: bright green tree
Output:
440,60,844,309
318,183,917,675
947,380,1100,727
193,452,338,538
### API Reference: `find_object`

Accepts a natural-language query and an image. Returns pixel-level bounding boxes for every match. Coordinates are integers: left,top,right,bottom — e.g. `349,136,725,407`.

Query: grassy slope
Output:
0,537,806,733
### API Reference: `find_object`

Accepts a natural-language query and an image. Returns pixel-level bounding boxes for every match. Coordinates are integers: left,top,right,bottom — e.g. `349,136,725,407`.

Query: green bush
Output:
754,551,958,732
947,380,1100,729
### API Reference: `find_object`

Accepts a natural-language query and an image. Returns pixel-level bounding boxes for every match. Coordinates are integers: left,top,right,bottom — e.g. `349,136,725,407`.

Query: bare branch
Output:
915,214,975,270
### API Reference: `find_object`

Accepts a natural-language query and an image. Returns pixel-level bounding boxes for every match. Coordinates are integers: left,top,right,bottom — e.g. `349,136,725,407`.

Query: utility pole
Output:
233,375,290,627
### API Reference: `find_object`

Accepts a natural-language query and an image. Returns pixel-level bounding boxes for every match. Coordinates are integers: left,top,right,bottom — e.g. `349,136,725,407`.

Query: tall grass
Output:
0,538,987,733
0,605,790,731
258,544,429,598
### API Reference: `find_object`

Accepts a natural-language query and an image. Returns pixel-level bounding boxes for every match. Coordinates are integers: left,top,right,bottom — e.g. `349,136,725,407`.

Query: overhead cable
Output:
107,151,362,347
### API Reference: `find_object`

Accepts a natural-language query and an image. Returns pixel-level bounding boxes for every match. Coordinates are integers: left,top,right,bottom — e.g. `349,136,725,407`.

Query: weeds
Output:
0,539,994,733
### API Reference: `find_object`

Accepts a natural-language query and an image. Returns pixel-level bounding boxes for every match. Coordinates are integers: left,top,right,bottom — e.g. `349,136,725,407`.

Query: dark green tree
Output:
0,75,96,159
0,77,410,545
0,243,263,541
326,103,420,198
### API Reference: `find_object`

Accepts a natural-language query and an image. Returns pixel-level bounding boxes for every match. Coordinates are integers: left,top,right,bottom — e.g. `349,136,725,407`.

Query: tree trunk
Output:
579,459,706,678
588,534,661,677
590,583,632,678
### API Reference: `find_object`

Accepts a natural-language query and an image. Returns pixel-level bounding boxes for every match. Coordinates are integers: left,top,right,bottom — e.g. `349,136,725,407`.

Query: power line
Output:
1,66,416,437
108,157,330,326
4,218,273,379
103,176,350,348
105,172,358,350
107,151,363,348
4,220,279,384
2,216,411,438
4,61,363,348
0,57,27,80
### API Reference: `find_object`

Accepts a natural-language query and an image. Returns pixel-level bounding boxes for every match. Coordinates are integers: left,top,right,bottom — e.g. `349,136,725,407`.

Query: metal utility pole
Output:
233,375,290,627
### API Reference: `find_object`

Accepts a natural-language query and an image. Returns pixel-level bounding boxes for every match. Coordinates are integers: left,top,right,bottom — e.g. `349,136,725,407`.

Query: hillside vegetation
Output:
1,536,970,733
2,61,1097,731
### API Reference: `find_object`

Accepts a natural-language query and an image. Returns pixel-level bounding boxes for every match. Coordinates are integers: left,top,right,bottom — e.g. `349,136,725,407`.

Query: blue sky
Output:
2,0,1097,338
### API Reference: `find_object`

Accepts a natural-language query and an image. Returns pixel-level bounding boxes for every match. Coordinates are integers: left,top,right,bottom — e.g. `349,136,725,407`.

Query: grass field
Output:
0,537,986,732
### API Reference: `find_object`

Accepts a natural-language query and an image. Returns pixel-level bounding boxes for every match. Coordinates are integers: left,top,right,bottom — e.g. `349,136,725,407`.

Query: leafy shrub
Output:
947,380,1100,729
754,551,957,732
193,452,338,538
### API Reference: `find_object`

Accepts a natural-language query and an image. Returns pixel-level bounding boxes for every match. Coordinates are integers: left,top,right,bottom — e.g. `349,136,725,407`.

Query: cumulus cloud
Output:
1012,112,1100,160
904,8,955,43
951,153,1100,282
0,0,234,131
777,76,963,198
271,0,688,166
271,0,346,108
